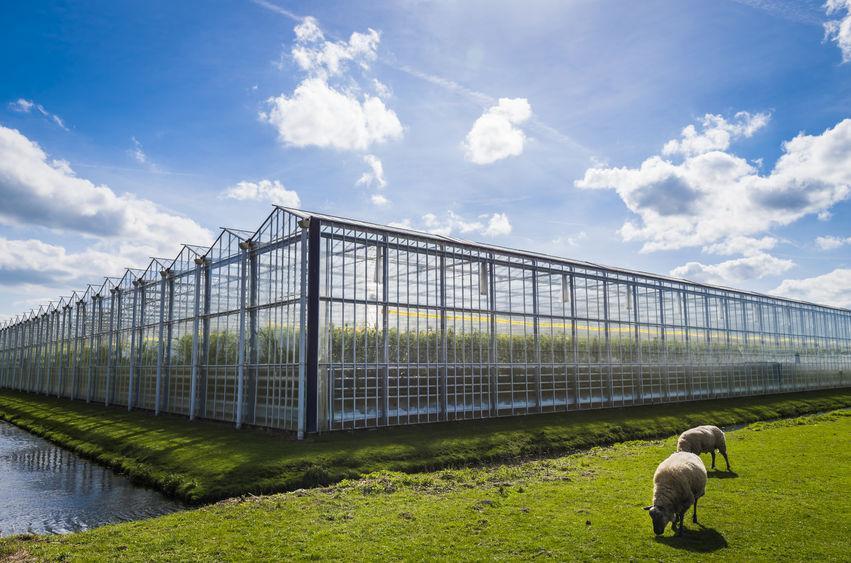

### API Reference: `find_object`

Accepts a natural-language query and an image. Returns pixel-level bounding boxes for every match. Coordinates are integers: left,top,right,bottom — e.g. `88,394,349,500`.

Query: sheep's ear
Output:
643,506,652,511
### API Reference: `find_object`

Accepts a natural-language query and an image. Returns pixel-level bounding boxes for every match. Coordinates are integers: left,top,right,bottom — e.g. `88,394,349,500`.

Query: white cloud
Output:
223,179,301,207
661,112,769,157
702,235,778,256
482,212,512,236
0,124,211,264
0,237,127,288
370,193,389,206
815,235,851,250
262,17,403,152
291,18,380,78
262,79,402,151
824,0,851,62
772,268,851,308
394,210,512,238
818,210,832,221
8,98,68,130
464,98,532,165
575,114,851,253
671,252,795,286
356,154,387,189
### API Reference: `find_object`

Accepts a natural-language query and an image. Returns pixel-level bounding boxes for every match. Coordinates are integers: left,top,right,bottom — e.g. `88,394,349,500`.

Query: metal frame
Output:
1,206,849,437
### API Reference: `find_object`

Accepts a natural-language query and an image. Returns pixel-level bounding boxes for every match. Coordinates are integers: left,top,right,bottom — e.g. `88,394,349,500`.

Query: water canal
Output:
0,421,184,537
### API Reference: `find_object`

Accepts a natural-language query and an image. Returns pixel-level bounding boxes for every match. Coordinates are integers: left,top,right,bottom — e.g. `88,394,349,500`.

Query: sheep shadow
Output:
707,470,739,479
655,525,728,552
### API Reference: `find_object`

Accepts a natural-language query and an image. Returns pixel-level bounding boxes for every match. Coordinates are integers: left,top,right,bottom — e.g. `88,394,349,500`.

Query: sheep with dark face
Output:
677,425,731,471
644,451,707,536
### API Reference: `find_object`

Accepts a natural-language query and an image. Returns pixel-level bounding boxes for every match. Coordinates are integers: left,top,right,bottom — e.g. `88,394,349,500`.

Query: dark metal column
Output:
305,218,321,434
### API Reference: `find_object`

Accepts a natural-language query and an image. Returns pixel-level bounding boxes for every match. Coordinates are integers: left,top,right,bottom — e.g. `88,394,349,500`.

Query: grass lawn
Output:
2,409,848,561
0,388,849,504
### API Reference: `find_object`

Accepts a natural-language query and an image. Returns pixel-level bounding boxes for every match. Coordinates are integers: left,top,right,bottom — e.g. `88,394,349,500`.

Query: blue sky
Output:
2,0,851,320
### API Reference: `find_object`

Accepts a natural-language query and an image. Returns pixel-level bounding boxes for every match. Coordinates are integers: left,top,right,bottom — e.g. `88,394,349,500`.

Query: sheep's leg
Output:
710,450,716,469
692,498,698,523
677,513,685,536
721,450,731,471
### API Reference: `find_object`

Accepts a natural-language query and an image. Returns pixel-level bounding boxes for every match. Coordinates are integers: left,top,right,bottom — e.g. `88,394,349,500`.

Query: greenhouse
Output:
1,206,849,438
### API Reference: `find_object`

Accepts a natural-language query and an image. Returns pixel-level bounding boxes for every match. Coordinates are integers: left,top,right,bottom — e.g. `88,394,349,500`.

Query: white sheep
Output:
644,451,707,536
677,425,731,472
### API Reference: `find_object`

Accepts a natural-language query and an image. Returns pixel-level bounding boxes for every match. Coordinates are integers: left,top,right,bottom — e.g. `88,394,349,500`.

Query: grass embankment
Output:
0,388,849,504
3,409,849,560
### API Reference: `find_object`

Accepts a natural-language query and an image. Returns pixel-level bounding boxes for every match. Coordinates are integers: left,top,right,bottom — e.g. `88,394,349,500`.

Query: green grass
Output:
0,388,849,504
2,409,848,561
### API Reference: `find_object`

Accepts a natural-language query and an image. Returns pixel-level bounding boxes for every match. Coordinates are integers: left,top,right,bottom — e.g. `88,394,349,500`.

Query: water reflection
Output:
0,421,184,536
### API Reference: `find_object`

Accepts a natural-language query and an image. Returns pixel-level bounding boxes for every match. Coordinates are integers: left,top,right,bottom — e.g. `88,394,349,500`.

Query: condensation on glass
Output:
1,207,849,437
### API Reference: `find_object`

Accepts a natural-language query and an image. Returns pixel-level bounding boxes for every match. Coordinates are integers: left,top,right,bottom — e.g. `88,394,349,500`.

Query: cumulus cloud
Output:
0,125,212,267
824,0,851,62
261,18,403,151
356,154,387,189
394,210,512,238
772,268,851,308
575,114,851,253
702,235,778,256
670,252,795,286
815,235,851,250
661,112,769,157
8,98,68,130
223,179,300,207
482,212,513,236
0,237,126,288
464,98,532,164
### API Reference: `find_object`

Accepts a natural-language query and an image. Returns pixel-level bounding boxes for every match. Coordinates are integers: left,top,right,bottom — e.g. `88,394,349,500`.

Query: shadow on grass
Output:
707,470,739,479
656,525,728,552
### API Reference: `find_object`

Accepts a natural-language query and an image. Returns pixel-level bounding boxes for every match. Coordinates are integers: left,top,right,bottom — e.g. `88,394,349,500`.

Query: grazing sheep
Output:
677,425,731,471
644,451,707,536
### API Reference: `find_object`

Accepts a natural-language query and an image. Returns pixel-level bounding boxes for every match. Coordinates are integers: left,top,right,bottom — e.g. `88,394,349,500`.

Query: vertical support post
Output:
73,302,84,400
658,286,667,401
86,296,97,403
602,275,613,406
632,282,642,403
155,270,169,415
682,292,692,399
488,257,498,416
297,228,308,439
58,307,67,396
305,218,321,434
106,289,117,406
723,298,733,396
703,292,713,397
247,248,259,424
164,275,175,411
531,263,542,412
199,261,212,415
439,248,448,419
236,242,251,429
189,259,204,420
128,281,140,410
380,236,390,426
44,309,59,395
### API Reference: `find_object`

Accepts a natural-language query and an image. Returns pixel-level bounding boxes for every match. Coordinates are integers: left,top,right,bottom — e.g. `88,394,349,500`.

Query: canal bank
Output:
1,388,849,504
0,421,183,537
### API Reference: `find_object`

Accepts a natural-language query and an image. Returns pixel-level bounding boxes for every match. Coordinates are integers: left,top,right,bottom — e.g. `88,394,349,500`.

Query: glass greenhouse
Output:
1,207,849,438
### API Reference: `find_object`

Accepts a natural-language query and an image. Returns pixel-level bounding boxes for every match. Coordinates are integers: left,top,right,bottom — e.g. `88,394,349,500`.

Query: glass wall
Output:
1,208,850,436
